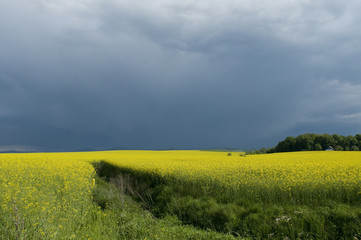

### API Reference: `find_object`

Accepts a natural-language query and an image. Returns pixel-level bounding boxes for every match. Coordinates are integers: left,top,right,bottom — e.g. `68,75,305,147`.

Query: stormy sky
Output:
1,0,361,151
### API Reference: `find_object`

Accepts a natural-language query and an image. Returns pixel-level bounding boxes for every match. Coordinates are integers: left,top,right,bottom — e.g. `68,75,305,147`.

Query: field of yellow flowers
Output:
0,152,124,239
1,150,361,239
93,150,361,204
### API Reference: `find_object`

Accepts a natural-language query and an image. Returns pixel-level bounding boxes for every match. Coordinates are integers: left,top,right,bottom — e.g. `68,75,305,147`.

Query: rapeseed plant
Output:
1,150,361,239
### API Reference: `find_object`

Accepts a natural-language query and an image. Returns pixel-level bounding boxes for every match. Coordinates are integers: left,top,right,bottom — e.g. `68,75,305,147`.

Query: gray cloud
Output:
1,0,361,151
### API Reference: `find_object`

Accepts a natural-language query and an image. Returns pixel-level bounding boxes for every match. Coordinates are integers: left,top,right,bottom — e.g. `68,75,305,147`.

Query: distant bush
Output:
314,143,322,151
334,145,344,151
246,148,267,155
351,145,359,151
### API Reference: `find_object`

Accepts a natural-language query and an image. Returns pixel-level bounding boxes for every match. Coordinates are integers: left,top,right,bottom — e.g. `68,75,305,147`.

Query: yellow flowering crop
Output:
0,150,360,238
91,150,361,203
0,153,97,238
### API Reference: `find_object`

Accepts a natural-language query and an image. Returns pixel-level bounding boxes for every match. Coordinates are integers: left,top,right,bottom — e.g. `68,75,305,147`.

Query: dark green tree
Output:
334,145,344,151
320,134,336,149
351,146,359,151
275,136,296,152
271,133,360,153
295,134,314,151
314,143,323,151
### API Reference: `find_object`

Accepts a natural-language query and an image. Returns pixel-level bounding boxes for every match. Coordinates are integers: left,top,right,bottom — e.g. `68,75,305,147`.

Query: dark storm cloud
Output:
1,0,361,151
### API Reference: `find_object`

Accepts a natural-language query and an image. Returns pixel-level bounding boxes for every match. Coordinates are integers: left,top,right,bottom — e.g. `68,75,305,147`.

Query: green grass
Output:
91,175,240,240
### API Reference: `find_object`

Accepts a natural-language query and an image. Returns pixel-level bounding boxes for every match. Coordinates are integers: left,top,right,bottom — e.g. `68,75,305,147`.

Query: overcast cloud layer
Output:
1,0,361,151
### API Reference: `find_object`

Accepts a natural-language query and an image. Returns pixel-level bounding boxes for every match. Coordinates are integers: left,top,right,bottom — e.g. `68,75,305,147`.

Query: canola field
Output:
93,150,361,204
0,153,115,239
1,150,361,239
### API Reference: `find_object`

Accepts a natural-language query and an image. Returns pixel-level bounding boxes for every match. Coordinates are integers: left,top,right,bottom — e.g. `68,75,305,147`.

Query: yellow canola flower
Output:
0,150,361,237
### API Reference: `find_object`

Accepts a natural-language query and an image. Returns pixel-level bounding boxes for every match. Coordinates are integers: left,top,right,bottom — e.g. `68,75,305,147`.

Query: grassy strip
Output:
92,174,240,240
94,161,361,240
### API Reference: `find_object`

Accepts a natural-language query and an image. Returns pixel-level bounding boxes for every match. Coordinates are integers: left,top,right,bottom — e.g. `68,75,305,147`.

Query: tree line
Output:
267,133,361,153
